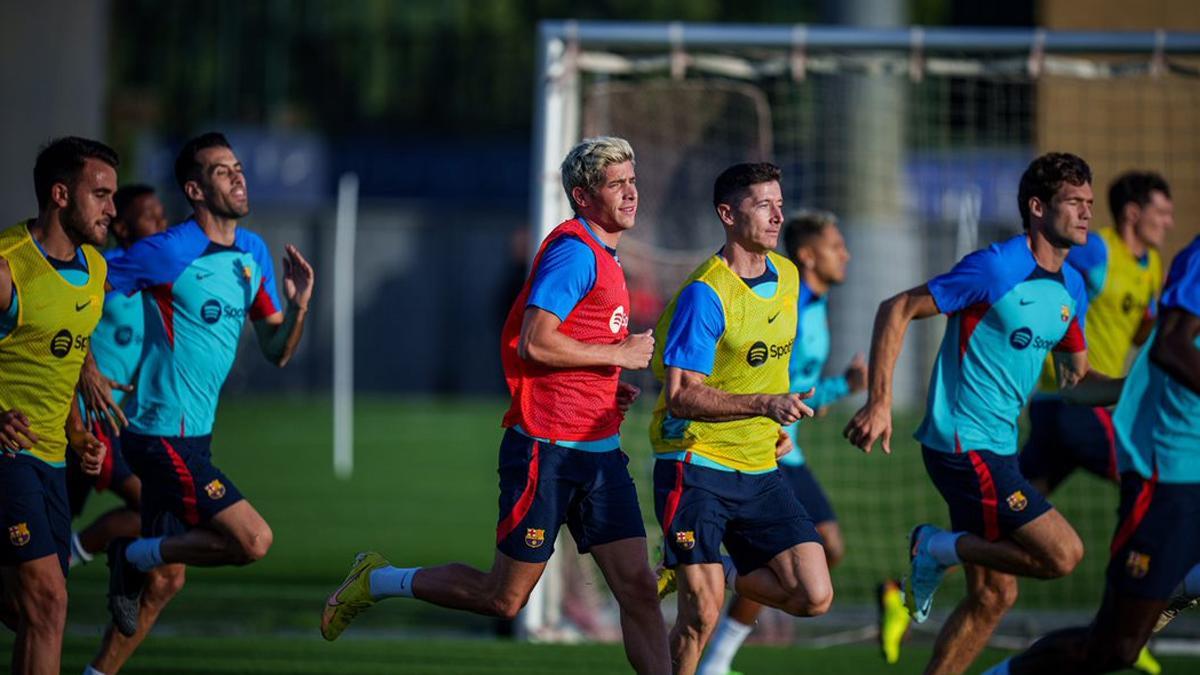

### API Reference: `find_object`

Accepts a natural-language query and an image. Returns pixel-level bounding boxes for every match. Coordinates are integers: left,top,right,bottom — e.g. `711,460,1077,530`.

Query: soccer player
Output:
0,137,113,675
651,162,831,675
321,137,670,674
983,235,1200,674
845,152,1108,675
103,132,314,652
697,209,865,675
1021,171,1172,496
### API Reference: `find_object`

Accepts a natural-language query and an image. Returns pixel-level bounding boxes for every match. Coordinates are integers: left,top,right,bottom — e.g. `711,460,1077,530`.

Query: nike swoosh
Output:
326,566,367,608
1019,299,1035,306
75,300,91,311
196,272,214,280
767,312,781,323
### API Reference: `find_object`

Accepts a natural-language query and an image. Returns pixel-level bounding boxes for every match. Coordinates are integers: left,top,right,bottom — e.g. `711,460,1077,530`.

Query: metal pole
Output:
333,173,358,480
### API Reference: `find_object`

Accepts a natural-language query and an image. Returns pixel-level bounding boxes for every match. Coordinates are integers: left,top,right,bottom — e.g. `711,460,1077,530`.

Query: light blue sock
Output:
369,566,421,599
928,531,964,566
125,537,164,572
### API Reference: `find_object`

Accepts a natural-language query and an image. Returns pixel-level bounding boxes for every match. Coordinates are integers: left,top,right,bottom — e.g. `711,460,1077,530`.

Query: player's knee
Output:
237,525,273,564
486,592,529,621
782,582,833,617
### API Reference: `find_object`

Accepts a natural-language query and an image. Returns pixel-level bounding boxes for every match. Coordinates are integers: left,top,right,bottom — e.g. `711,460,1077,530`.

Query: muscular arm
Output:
518,307,651,370
0,258,11,313
844,285,940,453
664,366,812,424
1150,306,1200,395
254,304,309,367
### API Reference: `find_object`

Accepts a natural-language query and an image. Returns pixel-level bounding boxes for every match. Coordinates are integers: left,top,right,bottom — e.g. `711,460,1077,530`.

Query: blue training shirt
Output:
1113,235,1200,483
107,220,281,437
90,248,145,407
779,281,852,467
916,234,1089,455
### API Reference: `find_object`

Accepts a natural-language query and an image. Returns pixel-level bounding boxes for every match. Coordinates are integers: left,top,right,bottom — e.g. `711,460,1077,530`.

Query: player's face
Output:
61,158,117,247
1043,181,1093,247
581,161,637,232
196,146,250,219
728,181,784,253
809,224,851,285
123,193,168,243
1132,190,1174,249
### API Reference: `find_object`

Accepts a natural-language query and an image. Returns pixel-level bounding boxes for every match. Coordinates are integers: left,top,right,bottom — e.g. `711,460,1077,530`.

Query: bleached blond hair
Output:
560,136,635,213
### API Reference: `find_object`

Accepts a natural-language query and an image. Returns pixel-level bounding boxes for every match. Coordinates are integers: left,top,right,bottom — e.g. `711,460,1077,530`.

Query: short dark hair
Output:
33,136,120,209
114,184,156,222
1108,171,1171,225
1017,152,1092,230
782,209,838,262
713,162,782,211
174,131,233,199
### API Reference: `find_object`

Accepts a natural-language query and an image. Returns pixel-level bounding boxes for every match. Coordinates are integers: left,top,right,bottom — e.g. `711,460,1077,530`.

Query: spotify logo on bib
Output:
746,341,769,367
50,329,73,358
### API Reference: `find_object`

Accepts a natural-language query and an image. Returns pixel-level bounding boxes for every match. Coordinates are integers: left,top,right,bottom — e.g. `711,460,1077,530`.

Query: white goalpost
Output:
522,20,1200,641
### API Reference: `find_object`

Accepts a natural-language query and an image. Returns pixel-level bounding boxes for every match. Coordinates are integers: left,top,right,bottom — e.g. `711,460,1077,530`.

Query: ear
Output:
571,186,590,211
50,182,71,209
715,203,735,227
1121,201,1141,226
796,247,816,270
184,180,204,203
1028,196,1045,221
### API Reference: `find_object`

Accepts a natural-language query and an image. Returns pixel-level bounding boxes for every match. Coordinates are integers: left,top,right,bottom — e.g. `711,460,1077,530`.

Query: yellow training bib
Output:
650,251,798,472
0,222,105,464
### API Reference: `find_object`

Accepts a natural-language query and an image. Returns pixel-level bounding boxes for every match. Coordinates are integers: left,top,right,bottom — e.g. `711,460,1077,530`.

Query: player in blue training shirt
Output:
845,153,1119,675
983,237,1200,674
698,209,865,675
98,133,314,660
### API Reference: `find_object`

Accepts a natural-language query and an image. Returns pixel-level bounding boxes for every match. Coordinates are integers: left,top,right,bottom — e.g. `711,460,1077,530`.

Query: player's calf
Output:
15,559,68,636
967,569,1019,620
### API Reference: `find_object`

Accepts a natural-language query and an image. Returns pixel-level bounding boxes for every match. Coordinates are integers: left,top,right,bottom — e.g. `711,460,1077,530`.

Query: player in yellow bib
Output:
650,163,830,674
0,137,115,675
1021,171,1173,499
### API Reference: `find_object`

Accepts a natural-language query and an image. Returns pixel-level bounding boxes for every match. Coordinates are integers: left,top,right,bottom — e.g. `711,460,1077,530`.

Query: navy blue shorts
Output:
495,428,646,563
780,463,836,525
0,453,70,577
67,419,137,517
1020,399,1119,490
654,458,821,576
122,432,243,537
923,446,1052,542
1107,472,1200,601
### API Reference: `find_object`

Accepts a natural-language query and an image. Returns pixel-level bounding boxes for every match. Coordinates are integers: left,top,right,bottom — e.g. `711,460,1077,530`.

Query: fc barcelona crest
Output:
204,479,226,500
675,530,696,551
525,528,546,548
1126,551,1151,579
1060,305,1070,322
8,522,30,547
1006,491,1028,512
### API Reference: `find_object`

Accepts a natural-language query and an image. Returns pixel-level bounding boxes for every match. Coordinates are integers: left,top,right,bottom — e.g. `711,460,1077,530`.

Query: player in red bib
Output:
322,137,669,673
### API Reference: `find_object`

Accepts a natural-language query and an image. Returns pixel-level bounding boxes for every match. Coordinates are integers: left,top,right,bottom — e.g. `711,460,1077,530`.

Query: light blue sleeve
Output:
808,375,851,410
927,246,1002,314
1066,232,1109,299
1161,239,1200,318
662,282,725,376
527,236,596,321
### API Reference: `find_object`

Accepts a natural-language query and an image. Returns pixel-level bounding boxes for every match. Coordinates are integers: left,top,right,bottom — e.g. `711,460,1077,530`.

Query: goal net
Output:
524,22,1200,641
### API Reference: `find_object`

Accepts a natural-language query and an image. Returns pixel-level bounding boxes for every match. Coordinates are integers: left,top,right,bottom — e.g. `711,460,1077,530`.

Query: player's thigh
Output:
12,553,67,615
763,540,831,595
567,449,645,556
1010,507,1082,565
722,470,821,578
0,456,71,577
924,447,1053,542
495,430,573,564
652,460,731,569
1107,474,1200,603
208,498,270,545
1087,582,1167,666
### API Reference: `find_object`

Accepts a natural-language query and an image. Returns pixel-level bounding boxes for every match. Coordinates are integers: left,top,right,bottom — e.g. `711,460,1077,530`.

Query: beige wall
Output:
1040,0,1200,258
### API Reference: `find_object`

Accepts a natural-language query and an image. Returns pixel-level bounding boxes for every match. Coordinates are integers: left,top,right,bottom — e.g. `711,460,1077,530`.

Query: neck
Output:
722,239,768,278
803,269,829,296
581,216,621,249
1117,223,1148,258
1027,227,1068,272
29,212,81,259
194,207,237,246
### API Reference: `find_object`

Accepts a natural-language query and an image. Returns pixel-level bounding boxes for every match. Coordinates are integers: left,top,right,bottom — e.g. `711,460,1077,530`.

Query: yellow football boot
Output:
879,579,910,664
321,551,389,641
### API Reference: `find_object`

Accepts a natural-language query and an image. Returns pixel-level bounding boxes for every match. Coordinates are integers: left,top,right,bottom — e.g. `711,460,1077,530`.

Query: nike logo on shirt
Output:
75,299,91,311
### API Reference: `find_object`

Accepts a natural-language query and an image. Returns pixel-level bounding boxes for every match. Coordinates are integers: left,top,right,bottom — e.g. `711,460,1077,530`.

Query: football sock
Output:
126,537,164,572
928,531,964,566
370,566,421,599
698,615,753,675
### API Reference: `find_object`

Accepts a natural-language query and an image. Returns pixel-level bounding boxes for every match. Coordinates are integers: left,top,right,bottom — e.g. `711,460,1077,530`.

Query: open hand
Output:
282,244,314,310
